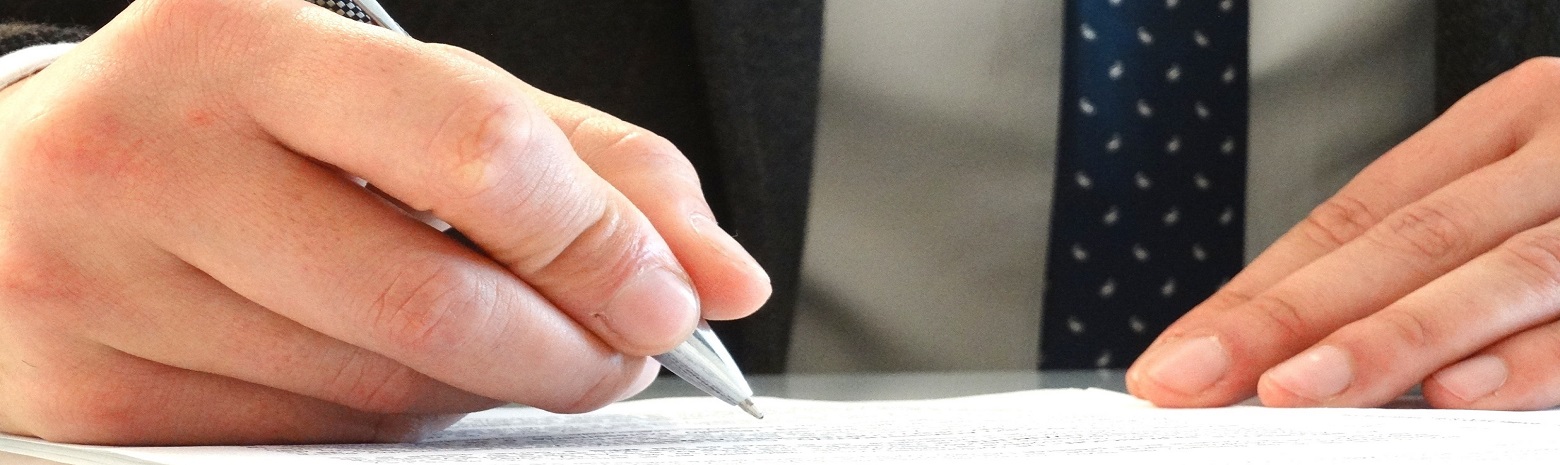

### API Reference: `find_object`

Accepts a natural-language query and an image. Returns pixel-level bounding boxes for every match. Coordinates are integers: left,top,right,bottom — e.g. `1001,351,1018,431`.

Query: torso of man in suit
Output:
791,0,1436,372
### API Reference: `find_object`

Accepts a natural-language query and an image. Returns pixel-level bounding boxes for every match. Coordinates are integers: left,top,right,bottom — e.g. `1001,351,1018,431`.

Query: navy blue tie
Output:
1041,0,1248,369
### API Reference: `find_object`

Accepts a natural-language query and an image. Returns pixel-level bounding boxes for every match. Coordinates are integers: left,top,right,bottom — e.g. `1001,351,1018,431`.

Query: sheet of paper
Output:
6,388,1560,464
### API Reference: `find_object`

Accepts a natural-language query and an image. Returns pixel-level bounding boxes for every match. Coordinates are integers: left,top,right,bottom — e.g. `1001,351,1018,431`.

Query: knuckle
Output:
530,202,657,299
1203,287,1255,312
1,106,149,197
571,116,698,180
1483,57,1560,123
423,87,540,205
1300,194,1382,249
0,246,56,306
369,262,496,358
1244,294,1316,343
1366,309,1437,351
134,0,236,32
424,43,498,71
126,0,256,60
1504,57,1560,92
0,245,88,325
619,138,700,185
1497,229,1560,289
1365,200,1472,261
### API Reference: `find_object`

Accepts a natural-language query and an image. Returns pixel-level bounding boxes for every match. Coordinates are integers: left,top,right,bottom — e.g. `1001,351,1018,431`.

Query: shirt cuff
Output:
0,42,78,91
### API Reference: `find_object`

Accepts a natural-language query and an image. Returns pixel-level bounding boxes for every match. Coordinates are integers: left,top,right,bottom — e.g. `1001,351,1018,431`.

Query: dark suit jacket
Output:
1,0,1557,372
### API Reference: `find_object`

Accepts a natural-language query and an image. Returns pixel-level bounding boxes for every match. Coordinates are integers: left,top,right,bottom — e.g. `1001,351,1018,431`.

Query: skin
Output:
1129,57,1560,412
0,0,770,445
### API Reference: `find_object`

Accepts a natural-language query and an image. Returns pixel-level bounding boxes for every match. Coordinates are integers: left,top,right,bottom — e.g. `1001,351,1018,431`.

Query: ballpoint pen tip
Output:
739,399,764,419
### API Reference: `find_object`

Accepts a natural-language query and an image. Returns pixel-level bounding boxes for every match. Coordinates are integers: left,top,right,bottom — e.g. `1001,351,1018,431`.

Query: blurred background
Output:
787,0,1435,372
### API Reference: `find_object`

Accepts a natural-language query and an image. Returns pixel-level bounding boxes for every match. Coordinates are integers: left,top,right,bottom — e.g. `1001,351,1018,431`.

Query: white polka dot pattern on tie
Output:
1194,172,1212,190
1129,315,1149,334
1192,244,1210,262
1075,171,1095,189
1100,278,1119,298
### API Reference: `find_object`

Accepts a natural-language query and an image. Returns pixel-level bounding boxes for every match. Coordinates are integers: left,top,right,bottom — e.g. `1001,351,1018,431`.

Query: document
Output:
4,388,1559,464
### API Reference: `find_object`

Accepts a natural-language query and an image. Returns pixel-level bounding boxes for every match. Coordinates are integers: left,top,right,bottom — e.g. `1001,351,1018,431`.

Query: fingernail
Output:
1143,336,1230,396
1266,345,1353,402
690,214,769,283
602,267,700,352
1433,355,1508,402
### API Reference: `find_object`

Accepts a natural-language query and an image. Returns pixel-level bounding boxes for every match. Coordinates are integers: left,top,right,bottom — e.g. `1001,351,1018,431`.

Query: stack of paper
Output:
4,389,1558,464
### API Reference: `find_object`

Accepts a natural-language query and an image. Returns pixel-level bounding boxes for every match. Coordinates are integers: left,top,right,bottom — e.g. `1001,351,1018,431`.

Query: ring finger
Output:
82,250,504,415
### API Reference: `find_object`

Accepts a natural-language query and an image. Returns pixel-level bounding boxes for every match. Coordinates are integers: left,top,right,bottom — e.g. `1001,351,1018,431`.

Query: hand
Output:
1127,58,1560,411
0,0,770,445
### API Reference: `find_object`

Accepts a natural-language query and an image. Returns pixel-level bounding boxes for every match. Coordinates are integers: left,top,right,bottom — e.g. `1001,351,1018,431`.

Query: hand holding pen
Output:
313,0,764,419
0,0,769,445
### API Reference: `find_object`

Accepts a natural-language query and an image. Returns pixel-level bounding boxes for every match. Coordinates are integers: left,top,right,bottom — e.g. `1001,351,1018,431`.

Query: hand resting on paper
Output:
1129,58,1560,411
0,0,769,445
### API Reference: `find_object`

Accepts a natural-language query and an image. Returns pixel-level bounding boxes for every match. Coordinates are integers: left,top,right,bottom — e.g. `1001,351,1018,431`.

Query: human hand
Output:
1127,58,1560,411
0,0,769,445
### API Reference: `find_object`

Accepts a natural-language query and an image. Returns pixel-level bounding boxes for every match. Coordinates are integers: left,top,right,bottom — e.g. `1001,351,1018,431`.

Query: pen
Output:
307,0,764,420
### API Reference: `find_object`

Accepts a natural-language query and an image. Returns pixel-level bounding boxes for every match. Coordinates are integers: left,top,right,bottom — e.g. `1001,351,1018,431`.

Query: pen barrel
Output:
653,322,755,405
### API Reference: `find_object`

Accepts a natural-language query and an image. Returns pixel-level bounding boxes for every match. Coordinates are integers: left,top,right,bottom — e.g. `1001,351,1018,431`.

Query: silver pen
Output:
308,0,763,420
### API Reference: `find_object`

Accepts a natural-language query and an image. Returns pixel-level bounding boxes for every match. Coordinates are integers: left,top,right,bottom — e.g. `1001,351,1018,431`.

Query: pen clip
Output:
347,0,409,35
309,0,409,35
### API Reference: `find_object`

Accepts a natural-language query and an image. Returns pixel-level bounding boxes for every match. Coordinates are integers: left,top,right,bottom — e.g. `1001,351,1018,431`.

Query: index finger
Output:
227,2,701,356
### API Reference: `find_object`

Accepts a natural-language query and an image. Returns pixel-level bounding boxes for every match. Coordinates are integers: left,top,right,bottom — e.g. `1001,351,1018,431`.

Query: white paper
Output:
6,388,1560,464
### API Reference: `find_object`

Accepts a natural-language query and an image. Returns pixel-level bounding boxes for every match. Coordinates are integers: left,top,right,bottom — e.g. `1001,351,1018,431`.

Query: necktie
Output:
1041,0,1248,369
